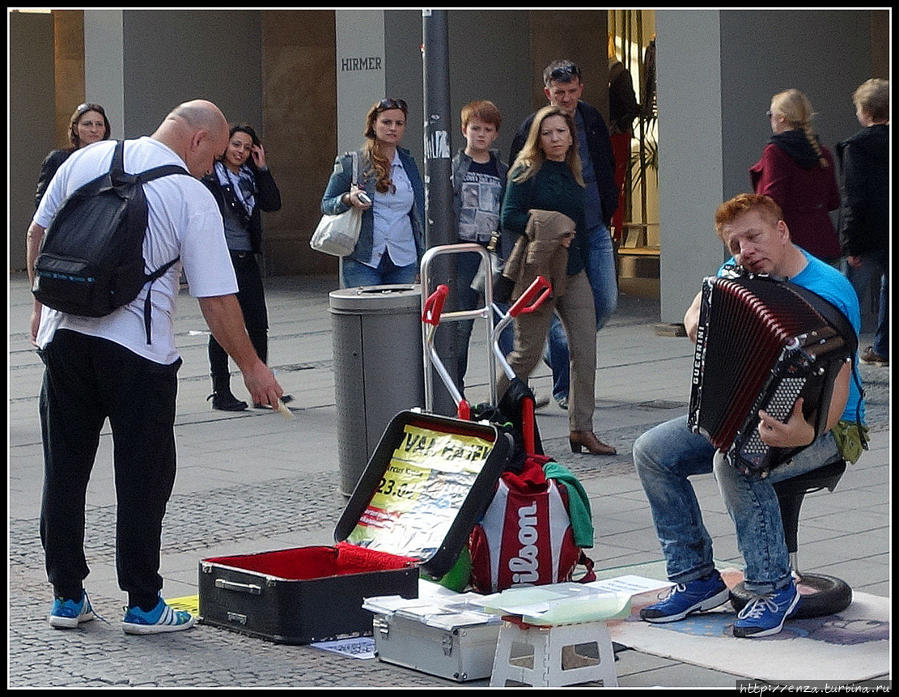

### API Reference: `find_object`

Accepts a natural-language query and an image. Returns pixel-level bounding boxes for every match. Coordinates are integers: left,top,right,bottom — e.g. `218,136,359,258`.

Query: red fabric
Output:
502,455,548,492
468,462,580,593
749,143,841,260
609,131,632,240
205,544,416,581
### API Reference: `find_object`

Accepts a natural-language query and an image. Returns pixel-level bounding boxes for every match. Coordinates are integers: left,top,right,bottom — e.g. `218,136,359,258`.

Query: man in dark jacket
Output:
509,59,618,410
837,78,889,365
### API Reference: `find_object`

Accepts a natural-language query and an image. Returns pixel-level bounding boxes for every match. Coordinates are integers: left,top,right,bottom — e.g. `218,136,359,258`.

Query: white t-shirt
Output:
33,137,238,364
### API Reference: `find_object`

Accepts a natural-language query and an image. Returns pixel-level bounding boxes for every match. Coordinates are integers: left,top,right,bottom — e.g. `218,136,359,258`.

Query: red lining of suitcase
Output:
204,542,418,581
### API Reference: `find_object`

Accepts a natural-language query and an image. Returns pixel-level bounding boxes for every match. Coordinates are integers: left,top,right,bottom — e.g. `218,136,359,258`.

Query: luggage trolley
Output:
419,243,551,454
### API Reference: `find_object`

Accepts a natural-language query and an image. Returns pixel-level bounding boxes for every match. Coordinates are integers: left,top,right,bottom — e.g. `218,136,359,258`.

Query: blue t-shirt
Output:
718,250,865,424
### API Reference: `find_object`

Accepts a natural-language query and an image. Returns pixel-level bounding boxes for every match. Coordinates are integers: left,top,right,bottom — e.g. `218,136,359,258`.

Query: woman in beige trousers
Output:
497,105,616,456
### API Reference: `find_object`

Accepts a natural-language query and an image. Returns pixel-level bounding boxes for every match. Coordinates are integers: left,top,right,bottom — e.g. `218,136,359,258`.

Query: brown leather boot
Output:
569,431,617,455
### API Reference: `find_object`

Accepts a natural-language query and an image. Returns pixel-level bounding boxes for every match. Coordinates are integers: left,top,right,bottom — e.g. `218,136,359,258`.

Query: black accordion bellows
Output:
688,273,850,474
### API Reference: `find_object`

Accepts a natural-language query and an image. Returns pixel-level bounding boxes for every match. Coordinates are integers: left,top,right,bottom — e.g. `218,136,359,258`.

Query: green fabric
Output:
830,420,869,464
543,462,594,548
431,546,472,592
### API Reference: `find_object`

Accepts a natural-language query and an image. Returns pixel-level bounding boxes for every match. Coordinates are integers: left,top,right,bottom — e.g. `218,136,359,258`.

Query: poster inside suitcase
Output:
199,410,511,645
336,410,512,579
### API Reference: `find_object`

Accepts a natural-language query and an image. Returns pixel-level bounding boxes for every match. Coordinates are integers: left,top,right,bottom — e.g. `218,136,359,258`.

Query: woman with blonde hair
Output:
498,104,616,456
750,88,841,264
320,98,425,287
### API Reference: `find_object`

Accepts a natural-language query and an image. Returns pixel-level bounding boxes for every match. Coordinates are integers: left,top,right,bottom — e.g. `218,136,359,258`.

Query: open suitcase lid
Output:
334,410,512,579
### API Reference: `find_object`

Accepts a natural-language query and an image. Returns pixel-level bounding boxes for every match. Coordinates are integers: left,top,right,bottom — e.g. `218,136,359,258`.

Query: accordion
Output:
687,272,850,475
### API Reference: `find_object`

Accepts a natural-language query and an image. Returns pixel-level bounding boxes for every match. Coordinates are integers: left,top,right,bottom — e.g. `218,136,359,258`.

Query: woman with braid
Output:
320,98,425,287
750,88,841,265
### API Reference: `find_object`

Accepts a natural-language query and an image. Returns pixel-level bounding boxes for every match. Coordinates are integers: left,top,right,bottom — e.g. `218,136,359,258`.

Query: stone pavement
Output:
7,272,891,688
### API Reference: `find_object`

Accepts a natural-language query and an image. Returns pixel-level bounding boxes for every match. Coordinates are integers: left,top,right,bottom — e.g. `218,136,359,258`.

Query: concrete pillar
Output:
655,11,725,325
335,10,387,155
83,10,124,139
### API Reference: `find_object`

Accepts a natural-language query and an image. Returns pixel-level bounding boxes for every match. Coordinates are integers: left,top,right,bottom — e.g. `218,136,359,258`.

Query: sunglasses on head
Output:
378,98,407,112
75,103,106,118
550,64,581,81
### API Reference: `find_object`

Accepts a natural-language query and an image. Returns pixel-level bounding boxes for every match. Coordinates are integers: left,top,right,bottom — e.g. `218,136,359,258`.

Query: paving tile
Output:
7,273,889,689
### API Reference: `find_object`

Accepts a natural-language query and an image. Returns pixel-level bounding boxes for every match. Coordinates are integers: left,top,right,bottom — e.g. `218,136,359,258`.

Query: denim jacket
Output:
320,147,425,264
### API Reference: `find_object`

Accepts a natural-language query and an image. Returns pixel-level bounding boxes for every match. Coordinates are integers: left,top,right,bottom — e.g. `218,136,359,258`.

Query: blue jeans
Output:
633,414,843,594
844,249,889,356
546,222,617,400
342,254,417,288
453,250,514,396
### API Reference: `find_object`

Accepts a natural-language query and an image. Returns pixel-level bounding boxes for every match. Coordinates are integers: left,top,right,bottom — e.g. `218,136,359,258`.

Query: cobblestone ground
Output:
7,416,659,689
8,361,887,688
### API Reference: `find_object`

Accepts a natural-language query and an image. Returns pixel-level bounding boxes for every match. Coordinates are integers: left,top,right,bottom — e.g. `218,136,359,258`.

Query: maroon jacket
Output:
749,131,841,261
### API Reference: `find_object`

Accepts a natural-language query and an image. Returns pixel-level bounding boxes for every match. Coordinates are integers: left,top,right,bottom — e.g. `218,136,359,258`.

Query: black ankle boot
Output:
208,391,248,411
207,377,247,412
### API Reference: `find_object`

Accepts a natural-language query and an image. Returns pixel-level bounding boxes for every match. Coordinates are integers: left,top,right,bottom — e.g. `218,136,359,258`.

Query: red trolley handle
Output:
422,284,449,326
507,275,552,318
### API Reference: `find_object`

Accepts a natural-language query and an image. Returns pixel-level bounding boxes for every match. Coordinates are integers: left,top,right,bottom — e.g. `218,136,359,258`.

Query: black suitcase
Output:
198,410,511,644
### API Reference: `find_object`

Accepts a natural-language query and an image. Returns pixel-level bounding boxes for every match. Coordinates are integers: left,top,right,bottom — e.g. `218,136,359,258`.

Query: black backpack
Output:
32,140,189,343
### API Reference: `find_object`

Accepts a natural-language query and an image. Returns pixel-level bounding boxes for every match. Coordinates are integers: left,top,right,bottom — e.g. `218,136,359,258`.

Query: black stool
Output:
730,459,853,618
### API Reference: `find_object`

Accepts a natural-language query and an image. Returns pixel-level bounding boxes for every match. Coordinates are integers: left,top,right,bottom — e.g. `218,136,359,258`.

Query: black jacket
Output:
202,166,282,254
509,101,617,227
34,148,74,209
608,59,640,134
835,124,888,256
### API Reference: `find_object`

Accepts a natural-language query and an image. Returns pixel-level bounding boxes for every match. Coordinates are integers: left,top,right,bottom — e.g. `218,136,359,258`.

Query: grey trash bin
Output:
330,284,425,496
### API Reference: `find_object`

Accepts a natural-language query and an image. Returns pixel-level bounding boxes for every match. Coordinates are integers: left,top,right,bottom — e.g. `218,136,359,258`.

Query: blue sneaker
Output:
122,597,195,635
49,590,95,629
640,571,730,623
733,581,801,638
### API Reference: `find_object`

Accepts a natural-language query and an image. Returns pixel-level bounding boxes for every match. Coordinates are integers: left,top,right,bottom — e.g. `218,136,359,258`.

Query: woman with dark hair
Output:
320,98,425,287
202,123,286,411
34,102,111,208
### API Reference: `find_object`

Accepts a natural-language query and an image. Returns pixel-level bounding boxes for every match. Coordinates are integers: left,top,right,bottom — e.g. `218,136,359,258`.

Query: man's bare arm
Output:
26,222,45,345
758,362,851,447
683,291,702,343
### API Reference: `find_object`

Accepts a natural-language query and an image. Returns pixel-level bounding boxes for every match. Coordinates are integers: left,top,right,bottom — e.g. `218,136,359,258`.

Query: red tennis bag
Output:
468,455,594,593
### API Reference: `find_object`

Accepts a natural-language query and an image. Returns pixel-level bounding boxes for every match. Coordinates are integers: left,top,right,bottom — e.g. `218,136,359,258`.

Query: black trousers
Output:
209,251,269,379
39,329,181,608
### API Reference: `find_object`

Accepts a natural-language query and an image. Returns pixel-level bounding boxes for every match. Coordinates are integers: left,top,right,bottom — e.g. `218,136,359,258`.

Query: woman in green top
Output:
498,105,616,456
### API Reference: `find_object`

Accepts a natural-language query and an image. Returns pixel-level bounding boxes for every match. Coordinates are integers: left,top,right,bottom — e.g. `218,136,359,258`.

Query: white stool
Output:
489,616,618,687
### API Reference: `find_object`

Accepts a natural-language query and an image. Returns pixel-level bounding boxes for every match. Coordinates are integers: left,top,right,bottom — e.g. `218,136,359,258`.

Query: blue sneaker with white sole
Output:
640,571,730,623
733,580,801,638
49,590,95,629
122,596,195,635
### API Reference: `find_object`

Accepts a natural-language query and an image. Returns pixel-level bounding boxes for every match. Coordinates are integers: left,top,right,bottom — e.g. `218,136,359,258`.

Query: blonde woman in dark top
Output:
498,105,616,456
